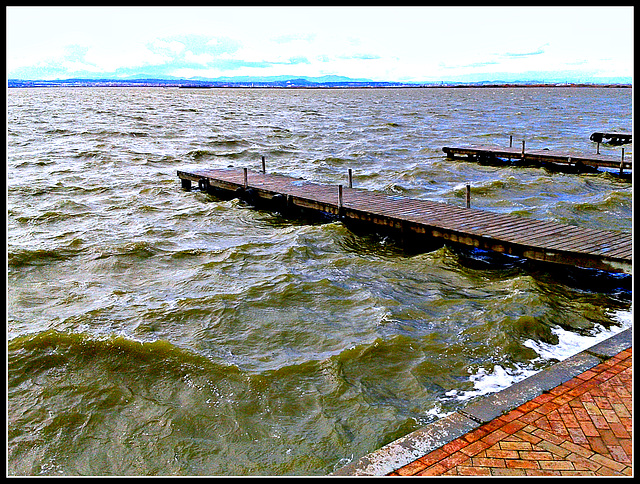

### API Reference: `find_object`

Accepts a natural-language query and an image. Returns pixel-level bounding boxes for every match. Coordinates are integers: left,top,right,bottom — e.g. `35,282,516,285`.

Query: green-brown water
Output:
7,87,632,475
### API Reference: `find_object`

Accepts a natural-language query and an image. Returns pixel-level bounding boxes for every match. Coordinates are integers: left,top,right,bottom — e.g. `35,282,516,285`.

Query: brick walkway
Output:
390,348,632,476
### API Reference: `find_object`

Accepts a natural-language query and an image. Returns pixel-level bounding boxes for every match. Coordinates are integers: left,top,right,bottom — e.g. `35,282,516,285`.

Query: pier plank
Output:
177,168,631,274
590,132,632,144
443,145,631,172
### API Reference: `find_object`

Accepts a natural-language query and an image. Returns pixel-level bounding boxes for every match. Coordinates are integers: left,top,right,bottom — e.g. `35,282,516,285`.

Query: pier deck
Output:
590,132,632,145
442,145,631,173
177,168,631,274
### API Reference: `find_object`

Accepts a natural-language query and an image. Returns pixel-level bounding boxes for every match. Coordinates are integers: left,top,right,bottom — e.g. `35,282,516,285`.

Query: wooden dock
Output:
177,168,631,274
590,132,632,145
442,143,631,174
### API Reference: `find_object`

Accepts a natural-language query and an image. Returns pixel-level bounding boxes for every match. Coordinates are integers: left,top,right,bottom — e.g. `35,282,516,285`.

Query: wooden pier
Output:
177,168,631,274
443,141,631,175
590,132,632,145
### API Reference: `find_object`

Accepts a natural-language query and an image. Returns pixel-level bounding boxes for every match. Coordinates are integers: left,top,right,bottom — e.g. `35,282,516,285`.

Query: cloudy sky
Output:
6,6,633,83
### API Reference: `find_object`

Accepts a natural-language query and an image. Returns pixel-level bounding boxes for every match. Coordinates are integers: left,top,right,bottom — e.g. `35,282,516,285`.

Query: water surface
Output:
7,86,632,475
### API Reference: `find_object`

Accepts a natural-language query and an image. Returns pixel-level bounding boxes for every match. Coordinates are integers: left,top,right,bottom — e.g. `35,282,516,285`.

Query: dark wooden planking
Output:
177,168,631,274
443,145,631,171
590,132,632,144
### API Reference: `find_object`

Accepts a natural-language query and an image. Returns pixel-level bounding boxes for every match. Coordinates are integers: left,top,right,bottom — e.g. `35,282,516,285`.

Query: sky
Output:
6,6,634,83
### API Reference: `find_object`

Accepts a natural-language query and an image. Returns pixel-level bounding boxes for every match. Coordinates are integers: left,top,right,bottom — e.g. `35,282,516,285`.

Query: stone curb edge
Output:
332,327,632,476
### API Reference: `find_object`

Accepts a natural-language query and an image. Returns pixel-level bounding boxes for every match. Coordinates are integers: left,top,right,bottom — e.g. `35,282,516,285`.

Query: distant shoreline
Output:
7,78,632,89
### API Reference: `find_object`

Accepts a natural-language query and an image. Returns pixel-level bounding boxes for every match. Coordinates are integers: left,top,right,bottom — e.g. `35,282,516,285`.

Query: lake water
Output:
7,86,632,475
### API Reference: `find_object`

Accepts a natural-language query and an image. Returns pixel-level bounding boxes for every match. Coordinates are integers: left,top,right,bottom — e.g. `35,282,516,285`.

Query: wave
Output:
8,244,85,268
561,191,632,213
186,147,251,160
89,240,161,260
205,138,250,148
445,307,631,403
9,238,167,269
8,329,227,376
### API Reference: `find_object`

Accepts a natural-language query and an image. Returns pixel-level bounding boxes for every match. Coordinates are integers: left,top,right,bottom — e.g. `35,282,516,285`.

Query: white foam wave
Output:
448,307,632,402
449,364,540,402
523,308,632,361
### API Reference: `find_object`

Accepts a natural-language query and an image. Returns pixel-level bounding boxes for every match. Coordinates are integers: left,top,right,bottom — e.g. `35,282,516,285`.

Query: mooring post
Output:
261,156,266,174
348,169,353,188
243,167,248,189
620,148,625,175
509,135,513,148
466,184,471,208
181,178,192,191
338,184,343,211
597,141,600,155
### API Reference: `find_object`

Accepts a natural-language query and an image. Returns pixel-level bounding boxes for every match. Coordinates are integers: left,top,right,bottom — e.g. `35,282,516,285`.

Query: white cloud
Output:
6,6,633,82
183,51,215,65
150,39,186,55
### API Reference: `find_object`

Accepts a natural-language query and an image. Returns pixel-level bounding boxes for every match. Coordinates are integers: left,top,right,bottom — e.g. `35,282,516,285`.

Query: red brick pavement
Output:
390,348,632,476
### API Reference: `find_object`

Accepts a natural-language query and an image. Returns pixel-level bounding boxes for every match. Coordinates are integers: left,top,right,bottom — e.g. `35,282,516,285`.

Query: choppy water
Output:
7,86,632,476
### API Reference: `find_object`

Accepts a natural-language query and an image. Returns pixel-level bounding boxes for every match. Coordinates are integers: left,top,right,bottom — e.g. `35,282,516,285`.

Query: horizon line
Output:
7,75,632,88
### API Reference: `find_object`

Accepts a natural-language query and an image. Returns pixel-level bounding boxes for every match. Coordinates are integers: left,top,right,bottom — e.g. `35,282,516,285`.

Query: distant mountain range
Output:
7,75,631,89
8,76,410,88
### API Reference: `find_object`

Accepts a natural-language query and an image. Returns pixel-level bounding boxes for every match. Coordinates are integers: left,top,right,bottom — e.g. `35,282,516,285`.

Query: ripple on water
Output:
6,86,632,475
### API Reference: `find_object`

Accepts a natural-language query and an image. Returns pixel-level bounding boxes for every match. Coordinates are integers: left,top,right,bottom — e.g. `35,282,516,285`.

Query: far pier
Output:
589,131,632,145
443,136,631,176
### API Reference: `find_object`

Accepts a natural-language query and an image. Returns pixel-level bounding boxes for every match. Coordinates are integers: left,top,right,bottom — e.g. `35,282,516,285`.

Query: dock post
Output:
181,178,192,191
620,148,625,175
338,184,343,212
466,184,471,208
243,167,248,189
597,142,600,155
261,156,266,174
348,169,353,188
509,135,513,148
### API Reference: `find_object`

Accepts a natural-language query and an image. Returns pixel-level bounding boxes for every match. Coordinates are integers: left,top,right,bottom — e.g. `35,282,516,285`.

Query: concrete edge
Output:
332,327,632,476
